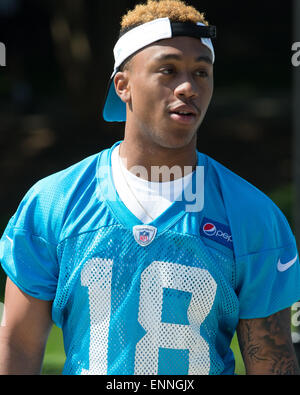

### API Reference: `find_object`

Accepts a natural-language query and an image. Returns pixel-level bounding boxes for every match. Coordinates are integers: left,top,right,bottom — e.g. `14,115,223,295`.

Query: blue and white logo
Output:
133,225,157,247
200,218,233,250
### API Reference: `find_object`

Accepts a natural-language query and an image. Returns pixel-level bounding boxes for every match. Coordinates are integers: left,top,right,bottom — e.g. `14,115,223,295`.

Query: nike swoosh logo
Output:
277,254,298,272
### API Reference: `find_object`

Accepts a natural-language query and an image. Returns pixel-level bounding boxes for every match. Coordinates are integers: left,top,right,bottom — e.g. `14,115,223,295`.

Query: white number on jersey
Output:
81,258,217,374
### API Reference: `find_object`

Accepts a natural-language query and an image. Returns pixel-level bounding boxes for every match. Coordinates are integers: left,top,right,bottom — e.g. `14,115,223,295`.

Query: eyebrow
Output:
153,53,213,65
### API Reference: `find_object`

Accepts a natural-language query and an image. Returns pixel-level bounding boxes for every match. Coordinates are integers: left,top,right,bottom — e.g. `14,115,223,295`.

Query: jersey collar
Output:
97,141,205,234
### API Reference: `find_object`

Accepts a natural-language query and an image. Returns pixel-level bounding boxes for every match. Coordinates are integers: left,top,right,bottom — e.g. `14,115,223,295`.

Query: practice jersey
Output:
1,141,300,375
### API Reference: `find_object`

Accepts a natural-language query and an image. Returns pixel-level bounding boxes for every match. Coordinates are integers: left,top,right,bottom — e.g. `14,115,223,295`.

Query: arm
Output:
237,307,300,375
0,277,53,374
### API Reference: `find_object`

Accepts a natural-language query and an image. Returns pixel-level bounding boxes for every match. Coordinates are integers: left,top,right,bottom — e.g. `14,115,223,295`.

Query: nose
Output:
174,75,198,100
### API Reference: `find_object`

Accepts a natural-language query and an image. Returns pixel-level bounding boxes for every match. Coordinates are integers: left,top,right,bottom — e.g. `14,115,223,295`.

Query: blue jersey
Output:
1,141,300,375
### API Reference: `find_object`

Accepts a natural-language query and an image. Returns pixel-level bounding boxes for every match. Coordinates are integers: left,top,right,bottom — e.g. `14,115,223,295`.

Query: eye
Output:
194,69,209,78
159,66,176,75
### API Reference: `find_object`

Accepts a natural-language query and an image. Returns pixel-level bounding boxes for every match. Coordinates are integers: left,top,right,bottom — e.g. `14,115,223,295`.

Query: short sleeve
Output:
0,218,59,301
236,209,300,319
0,154,100,302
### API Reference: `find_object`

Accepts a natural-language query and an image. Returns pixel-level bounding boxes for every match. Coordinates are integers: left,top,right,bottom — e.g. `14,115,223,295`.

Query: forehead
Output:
130,36,213,66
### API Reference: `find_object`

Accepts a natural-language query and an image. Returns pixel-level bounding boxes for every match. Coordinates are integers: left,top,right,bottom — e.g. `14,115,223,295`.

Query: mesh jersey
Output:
1,141,300,375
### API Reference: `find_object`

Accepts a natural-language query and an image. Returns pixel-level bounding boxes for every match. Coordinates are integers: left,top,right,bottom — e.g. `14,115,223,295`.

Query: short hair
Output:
120,0,209,35
118,0,209,70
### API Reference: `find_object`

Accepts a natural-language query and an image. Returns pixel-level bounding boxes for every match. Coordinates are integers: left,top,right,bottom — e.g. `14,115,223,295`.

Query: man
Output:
0,0,300,375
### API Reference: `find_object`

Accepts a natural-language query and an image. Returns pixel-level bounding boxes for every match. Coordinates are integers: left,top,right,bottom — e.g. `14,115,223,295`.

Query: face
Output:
115,36,214,150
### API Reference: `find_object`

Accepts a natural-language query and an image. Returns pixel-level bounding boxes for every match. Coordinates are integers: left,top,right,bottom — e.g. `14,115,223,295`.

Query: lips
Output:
168,104,198,124
169,105,197,117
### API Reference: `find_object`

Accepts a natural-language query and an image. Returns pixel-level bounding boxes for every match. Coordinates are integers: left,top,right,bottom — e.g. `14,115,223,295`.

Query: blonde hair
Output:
121,0,208,33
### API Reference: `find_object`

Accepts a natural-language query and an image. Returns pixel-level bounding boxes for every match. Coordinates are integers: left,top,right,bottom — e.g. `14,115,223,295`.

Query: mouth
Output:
168,105,198,125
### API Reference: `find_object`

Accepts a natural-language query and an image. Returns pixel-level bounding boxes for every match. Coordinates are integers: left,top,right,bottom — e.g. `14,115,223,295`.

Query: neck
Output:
119,129,198,182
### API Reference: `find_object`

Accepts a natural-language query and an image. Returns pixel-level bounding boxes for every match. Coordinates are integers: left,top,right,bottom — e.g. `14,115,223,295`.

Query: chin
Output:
138,117,199,150
155,131,197,150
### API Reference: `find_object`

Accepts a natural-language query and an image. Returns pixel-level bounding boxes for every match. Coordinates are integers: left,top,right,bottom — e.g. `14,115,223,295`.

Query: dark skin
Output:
114,36,214,181
0,36,299,375
237,308,300,375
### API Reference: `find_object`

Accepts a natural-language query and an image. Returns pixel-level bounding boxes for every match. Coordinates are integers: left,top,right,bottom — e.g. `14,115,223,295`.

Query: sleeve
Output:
0,200,59,302
235,206,300,319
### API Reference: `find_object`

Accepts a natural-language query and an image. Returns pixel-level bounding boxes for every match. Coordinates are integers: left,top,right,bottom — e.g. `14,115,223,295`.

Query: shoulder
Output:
203,154,294,256
204,154,278,214
25,151,101,205
11,150,107,243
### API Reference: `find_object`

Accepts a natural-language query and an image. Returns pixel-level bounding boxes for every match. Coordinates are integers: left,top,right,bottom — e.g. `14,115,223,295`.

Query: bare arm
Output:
237,307,300,375
0,277,53,374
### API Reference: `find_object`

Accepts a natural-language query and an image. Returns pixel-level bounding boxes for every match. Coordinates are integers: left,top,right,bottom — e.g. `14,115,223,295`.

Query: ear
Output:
114,71,131,104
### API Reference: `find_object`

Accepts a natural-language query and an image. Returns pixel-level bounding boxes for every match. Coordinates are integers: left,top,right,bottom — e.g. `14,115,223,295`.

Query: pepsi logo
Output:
203,223,217,236
200,217,233,250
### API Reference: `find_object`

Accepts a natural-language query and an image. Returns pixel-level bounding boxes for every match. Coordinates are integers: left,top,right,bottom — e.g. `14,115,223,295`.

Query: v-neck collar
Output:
97,141,205,234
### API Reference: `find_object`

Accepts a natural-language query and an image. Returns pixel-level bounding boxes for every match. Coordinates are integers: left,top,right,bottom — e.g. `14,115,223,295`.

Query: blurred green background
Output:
0,0,297,375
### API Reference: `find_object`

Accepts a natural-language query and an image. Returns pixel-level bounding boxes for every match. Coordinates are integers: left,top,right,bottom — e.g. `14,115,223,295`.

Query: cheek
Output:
197,80,213,109
206,78,214,100
131,82,169,115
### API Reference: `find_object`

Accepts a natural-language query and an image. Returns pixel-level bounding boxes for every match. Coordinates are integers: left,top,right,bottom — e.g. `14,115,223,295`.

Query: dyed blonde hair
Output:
121,0,208,34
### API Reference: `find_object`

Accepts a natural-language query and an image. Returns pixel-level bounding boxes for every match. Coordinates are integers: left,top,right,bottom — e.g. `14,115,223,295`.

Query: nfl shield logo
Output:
133,225,157,247
139,231,149,243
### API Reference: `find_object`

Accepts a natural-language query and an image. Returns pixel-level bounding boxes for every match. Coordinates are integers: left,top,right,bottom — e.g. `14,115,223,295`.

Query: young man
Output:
0,0,300,375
